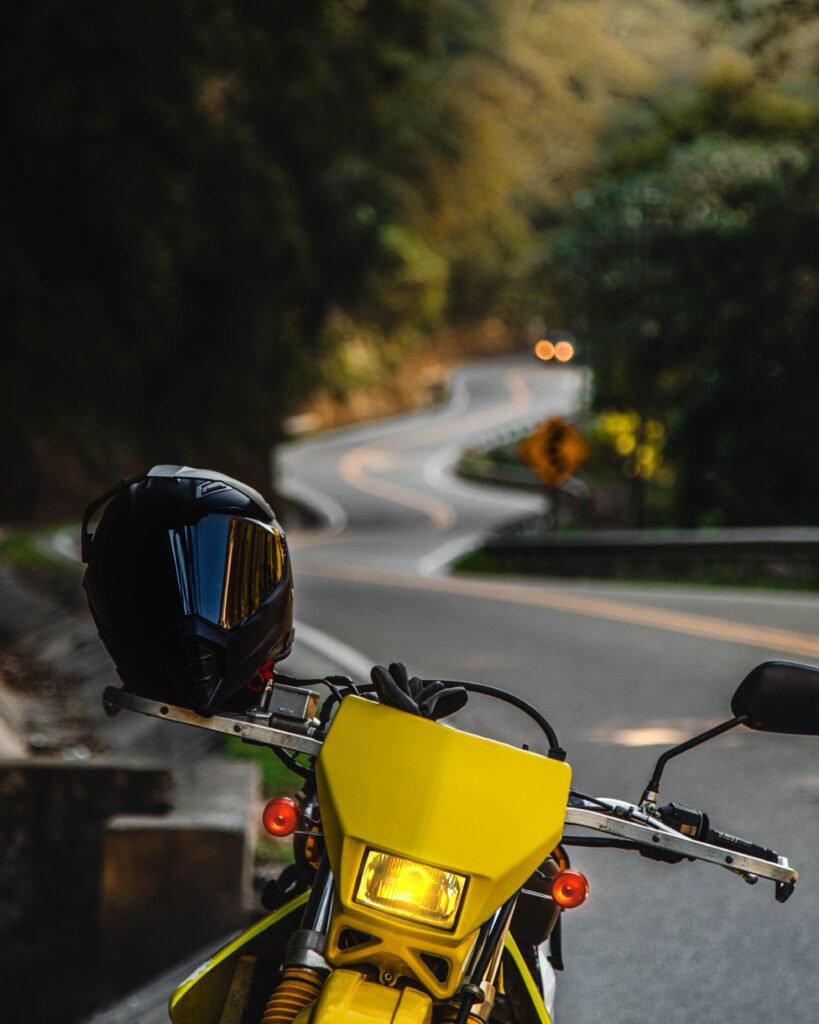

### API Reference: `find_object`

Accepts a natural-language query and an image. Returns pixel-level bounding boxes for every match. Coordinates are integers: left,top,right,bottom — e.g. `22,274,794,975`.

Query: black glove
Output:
370,662,467,721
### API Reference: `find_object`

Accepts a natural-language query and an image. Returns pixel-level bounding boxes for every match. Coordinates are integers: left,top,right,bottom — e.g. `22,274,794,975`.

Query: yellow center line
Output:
335,368,537,530
296,560,819,660
338,447,455,530
387,367,536,451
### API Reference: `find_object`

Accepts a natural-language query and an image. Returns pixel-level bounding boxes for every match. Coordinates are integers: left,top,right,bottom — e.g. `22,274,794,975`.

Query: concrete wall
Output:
100,759,259,991
0,760,172,1023
0,756,260,1023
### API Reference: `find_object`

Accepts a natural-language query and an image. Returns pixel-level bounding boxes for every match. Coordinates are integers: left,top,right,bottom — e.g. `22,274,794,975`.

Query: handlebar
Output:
706,827,779,864
103,684,798,902
564,796,797,901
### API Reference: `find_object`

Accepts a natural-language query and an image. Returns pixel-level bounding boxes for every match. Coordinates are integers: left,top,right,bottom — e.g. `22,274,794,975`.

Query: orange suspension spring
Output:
435,1002,484,1024
260,966,325,1024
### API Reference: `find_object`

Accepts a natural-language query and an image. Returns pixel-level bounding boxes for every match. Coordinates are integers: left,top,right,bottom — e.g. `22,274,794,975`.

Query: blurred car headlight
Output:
535,340,556,361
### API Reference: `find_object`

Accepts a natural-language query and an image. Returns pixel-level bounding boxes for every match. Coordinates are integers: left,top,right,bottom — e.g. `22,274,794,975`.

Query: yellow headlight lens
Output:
355,849,467,930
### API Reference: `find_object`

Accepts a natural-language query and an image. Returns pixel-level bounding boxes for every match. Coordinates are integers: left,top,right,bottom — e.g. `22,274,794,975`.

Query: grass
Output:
224,736,307,863
0,528,85,607
1,529,64,566
224,735,305,796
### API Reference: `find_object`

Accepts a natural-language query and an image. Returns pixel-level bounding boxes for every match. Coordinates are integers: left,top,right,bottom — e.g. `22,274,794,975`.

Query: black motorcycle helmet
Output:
82,465,294,716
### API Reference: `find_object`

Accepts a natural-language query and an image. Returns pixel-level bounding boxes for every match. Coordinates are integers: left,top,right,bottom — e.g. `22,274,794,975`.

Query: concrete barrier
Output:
0,561,263,1020
100,759,259,991
0,755,261,1022
0,759,172,1023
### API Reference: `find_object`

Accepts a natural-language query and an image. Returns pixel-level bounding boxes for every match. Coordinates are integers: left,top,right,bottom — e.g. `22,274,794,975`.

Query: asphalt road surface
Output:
281,354,819,1024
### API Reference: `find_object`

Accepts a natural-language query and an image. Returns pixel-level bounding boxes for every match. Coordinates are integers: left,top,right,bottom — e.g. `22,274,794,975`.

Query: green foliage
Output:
2,1,440,516
224,736,303,797
223,737,302,864
0,529,84,606
2,0,728,519
551,70,819,526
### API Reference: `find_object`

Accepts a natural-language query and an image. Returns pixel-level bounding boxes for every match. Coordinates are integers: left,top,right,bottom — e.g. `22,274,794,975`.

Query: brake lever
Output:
776,880,797,903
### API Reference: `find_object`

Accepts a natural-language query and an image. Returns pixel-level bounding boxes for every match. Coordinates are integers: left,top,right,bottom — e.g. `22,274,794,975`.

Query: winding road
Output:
282,354,819,1023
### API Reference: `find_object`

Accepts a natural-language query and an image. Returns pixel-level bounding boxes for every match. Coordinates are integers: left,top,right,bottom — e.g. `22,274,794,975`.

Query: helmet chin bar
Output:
102,685,323,756
178,635,225,712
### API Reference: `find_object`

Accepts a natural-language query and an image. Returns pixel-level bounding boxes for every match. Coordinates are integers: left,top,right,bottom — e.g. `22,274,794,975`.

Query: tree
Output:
0,1,439,517
551,66,819,525
0,0,725,519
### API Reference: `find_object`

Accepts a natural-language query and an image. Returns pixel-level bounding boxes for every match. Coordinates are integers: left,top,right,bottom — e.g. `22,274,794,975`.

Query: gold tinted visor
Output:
169,516,287,629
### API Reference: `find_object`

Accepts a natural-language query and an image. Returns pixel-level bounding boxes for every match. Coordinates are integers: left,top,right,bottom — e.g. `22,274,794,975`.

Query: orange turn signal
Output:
551,868,589,908
262,796,300,837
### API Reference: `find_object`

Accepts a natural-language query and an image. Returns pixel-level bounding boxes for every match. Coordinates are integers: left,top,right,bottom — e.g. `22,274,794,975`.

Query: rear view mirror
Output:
732,661,819,735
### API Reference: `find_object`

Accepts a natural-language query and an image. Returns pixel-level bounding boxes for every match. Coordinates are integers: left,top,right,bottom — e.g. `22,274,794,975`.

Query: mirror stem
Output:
640,715,749,810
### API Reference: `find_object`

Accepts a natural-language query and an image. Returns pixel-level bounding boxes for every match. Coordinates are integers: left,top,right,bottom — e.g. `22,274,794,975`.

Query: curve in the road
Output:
333,366,539,530
282,356,819,1024
338,446,455,530
286,354,819,664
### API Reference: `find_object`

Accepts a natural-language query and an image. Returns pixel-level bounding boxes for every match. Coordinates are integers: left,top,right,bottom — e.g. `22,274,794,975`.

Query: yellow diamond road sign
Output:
518,416,590,487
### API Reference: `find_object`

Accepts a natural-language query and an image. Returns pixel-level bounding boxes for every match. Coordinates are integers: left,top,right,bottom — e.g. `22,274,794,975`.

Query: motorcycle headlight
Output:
355,848,467,930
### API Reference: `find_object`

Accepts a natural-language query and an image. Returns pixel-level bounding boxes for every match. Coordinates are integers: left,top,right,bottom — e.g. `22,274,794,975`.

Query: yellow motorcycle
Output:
102,658,816,1024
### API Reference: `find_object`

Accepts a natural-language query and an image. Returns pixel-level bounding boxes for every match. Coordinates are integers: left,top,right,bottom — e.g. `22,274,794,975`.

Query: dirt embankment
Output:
288,321,527,434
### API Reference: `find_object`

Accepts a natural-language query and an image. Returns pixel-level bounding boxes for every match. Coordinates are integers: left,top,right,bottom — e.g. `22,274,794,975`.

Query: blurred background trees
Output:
5,0,819,528
3,0,444,513
551,26,819,526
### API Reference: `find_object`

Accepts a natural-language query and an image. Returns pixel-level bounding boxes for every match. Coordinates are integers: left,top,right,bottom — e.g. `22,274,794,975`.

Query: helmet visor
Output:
168,516,288,630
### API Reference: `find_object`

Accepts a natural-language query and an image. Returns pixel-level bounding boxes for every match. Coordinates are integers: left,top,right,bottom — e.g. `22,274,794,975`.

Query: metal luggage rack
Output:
102,685,324,757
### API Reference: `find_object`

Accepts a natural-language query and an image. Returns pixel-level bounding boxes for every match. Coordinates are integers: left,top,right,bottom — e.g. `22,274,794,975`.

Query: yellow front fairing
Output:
316,697,571,999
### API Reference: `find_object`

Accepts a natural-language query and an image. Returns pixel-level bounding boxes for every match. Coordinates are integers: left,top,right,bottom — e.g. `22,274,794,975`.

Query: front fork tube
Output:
452,895,518,1024
260,858,335,1024
289,856,335,971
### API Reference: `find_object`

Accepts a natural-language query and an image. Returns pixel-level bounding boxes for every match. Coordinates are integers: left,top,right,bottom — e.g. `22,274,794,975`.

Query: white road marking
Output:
50,527,82,563
278,476,348,534
415,533,484,577
294,620,375,683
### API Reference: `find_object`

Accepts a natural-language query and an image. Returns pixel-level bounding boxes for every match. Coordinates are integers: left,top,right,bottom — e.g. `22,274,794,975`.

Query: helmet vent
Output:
196,481,230,499
180,638,224,707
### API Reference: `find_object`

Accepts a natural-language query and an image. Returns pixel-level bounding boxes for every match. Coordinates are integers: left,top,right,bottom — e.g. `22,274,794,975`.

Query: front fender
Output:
293,969,433,1024
169,891,308,1024
291,938,552,1024
169,898,553,1024
503,935,555,1024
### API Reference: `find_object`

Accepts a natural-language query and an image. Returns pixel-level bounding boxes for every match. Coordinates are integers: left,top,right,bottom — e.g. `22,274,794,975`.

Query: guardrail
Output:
472,520,819,588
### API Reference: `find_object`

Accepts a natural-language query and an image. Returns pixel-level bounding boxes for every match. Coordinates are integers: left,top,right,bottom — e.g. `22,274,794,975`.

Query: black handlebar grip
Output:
706,828,778,864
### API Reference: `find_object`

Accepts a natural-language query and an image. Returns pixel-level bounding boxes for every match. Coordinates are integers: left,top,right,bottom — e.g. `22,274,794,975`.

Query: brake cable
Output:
435,679,565,761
